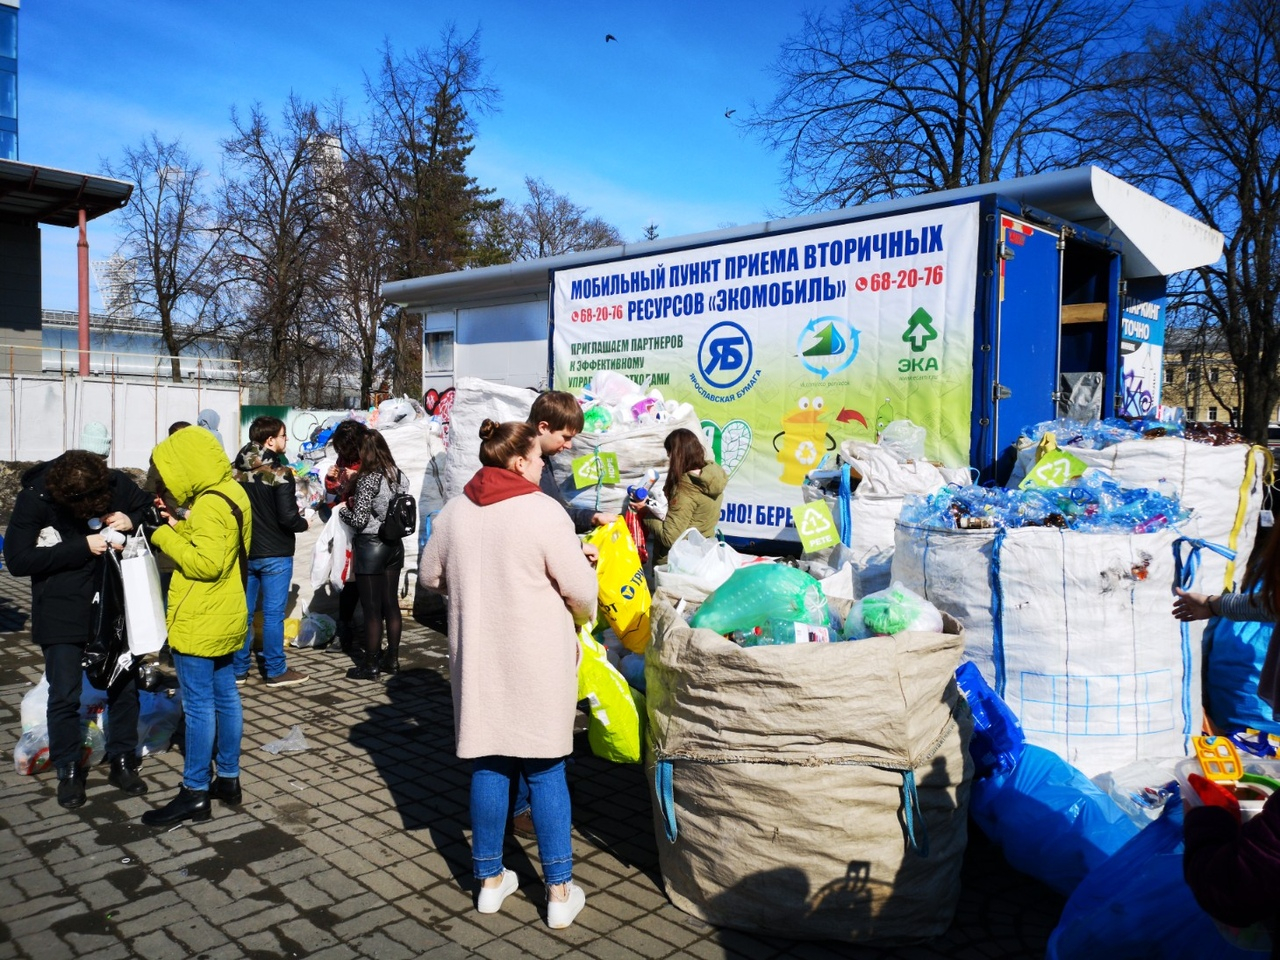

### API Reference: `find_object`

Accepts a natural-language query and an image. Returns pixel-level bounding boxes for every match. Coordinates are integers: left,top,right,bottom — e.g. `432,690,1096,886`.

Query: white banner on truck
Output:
552,203,980,540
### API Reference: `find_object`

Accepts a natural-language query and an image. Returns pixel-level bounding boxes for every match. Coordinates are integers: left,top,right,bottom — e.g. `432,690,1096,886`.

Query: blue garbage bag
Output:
955,661,1025,778
970,744,1139,896
1204,596,1280,737
1047,801,1261,959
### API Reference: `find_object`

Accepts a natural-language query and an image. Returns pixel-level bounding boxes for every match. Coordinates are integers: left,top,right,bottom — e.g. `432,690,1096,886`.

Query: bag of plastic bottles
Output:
687,563,828,635
844,581,942,639
294,612,337,649
13,725,50,775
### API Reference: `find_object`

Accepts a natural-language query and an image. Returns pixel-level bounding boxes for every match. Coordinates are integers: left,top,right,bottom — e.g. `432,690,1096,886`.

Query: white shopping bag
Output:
311,510,354,591
120,534,168,655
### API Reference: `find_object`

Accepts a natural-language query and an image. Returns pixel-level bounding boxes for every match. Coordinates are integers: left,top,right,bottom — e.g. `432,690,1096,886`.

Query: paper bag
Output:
120,534,167,654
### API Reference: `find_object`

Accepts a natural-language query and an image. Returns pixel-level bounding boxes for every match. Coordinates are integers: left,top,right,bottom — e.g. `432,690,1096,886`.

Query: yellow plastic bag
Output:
577,626,644,764
586,519,652,653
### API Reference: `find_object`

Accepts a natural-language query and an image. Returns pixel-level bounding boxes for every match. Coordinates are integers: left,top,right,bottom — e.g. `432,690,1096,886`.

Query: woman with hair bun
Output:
419,419,597,930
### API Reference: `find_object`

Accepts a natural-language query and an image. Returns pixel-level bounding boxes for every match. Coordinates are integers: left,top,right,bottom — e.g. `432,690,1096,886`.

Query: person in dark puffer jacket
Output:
231,416,309,688
4,449,152,809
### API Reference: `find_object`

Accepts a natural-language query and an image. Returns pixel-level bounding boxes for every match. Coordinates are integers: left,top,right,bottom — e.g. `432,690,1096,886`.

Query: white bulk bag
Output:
891,521,1211,777
442,378,539,500
1009,438,1267,593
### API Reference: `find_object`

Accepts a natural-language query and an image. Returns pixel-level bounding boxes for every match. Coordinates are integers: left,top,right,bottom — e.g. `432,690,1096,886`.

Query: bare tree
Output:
1086,0,1280,442
508,177,622,260
103,135,227,382
219,96,333,404
748,0,1133,210
359,26,500,394
314,133,394,406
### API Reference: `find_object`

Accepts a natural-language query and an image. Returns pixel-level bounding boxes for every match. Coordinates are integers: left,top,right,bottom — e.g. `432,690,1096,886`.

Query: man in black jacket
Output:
231,416,310,687
4,450,153,809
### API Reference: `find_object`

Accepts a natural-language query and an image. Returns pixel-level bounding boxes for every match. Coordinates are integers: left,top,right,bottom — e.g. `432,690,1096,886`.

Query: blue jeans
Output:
172,651,242,790
514,773,531,817
233,556,293,680
471,757,572,885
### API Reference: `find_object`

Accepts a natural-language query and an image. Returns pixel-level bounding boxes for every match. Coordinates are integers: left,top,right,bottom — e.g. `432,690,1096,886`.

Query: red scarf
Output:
463,466,541,505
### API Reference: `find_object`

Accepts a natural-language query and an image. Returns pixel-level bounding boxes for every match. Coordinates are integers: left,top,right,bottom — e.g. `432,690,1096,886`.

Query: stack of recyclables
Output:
645,599,972,941
1009,416,1268,597
893,477,1210,777
687,564,829,640
899,469,1188,534
1019,415,1184,448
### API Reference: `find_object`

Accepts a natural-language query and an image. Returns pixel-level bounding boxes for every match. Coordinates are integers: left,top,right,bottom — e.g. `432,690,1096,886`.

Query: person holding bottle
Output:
419,419,597,930
639,427,728,565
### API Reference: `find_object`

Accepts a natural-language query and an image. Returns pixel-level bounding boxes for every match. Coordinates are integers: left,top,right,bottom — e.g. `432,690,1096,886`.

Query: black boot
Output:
56,766,87,810
208,776,242,806
337,620,357,655
108,755,147,796
379,648,399,676
141,785,211,826
346,663,381,681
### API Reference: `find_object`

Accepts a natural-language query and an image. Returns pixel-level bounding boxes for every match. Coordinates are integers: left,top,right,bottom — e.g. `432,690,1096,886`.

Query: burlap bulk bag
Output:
645,600,972,942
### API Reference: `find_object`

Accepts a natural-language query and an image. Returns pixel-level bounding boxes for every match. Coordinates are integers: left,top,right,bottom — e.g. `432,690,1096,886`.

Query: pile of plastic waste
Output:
1019,415,1182,448
900,469,1189,534
578,371,697,433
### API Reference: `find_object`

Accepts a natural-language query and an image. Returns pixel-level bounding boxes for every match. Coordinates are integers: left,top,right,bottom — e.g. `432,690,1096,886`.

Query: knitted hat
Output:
80,421,112,457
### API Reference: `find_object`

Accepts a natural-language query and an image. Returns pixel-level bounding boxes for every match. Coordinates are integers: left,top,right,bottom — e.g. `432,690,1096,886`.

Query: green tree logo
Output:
903,308,938,353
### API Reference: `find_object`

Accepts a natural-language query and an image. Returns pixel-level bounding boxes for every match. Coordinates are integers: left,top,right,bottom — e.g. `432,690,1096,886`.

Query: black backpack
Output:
378,473,417,544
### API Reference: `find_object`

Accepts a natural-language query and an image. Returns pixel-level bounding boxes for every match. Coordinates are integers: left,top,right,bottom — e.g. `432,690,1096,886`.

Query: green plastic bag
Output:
688,563,829,635
577,627,645,764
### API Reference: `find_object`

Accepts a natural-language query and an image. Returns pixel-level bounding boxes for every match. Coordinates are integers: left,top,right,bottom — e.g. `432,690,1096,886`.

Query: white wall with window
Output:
420,297,550,396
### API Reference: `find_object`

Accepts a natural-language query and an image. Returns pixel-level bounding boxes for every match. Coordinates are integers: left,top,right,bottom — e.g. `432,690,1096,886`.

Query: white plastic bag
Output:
20,676,49,732
844,581,943,639
294,613,337,649
878,420,927,462
261,724,310,754
311,510,353,591
13,725,50,775
666,528,740,588
120,533,167,654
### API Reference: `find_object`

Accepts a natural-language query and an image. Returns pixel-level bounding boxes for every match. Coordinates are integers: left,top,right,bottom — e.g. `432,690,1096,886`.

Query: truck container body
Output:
384,168,1221,548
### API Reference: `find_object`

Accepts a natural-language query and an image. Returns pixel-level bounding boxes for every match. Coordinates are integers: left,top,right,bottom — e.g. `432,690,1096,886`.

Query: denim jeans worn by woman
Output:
171,651,242,794
234,555,292,681
472,757,573,884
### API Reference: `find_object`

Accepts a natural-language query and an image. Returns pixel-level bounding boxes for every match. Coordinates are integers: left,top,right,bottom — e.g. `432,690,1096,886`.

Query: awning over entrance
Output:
0,158,132,226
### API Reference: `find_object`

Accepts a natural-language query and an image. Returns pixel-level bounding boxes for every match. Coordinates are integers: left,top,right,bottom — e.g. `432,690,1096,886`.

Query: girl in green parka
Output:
141,426,254,827
639,427,728,565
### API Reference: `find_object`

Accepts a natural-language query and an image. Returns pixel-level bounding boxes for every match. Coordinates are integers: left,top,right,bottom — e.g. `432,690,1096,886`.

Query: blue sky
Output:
21,1,833,311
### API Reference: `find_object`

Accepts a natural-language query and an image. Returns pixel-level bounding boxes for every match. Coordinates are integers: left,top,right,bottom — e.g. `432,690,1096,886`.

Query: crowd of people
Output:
4,392,731,932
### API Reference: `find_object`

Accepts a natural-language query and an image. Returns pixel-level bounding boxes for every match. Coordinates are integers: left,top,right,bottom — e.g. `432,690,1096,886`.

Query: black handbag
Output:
82,550,132,691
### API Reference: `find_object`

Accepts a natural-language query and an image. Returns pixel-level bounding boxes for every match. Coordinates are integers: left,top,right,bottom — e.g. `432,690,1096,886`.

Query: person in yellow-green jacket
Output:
140,426,253,827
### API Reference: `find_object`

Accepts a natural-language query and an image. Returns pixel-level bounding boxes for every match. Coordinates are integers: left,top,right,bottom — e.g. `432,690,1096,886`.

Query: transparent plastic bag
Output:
688,564,828,635
844,581,943,639
294,612,337,648
666,528,740,589
878,419,927,462
261,725,310,754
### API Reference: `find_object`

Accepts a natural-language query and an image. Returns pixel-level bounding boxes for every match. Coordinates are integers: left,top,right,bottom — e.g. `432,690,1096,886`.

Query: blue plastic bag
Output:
969,744,1139,896
955,661,1025,778
1047,801,1261,959
1204,597,1280,737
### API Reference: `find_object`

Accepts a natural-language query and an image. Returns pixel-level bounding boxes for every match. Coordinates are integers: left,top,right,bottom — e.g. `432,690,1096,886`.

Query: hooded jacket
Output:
3,457,151,647
149,427,253,657
642,461,729,563
233,442,308,559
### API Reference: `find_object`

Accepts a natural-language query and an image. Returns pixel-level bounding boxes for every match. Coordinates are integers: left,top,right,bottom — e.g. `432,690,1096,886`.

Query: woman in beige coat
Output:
419,419,598,930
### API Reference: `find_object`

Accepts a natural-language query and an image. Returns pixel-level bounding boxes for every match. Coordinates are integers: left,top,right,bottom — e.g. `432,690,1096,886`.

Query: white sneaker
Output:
476,869,518,914
546,882,586,929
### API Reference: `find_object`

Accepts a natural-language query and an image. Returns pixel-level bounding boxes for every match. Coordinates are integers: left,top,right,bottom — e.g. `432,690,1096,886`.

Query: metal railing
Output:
1,342,241,385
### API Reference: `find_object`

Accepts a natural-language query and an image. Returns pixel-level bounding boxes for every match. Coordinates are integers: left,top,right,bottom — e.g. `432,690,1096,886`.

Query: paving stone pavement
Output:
0,562,1064,959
